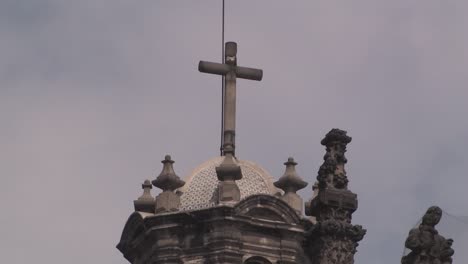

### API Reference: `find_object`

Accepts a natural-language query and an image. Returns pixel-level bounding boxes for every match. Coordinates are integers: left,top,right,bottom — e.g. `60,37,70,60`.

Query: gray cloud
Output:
1,1,467,263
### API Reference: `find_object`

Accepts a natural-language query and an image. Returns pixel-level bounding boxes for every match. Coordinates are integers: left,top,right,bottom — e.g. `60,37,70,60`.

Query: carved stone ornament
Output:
274,157,308,214
152,155,185,213
305,129,366,264
402,206,454,264
153,155,185,191
317,128,352,190
306,218,366,264
133,179,155,213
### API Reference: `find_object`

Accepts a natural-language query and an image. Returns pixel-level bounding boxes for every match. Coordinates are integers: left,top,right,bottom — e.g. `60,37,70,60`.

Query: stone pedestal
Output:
280,192,303,215
155,191,181,213
215,154,242,204
217,180,241,203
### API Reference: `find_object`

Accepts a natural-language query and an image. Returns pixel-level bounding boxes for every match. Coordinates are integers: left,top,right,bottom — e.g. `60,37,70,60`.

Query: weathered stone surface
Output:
317,128,351,191
153,155,185,192
118,194,307,264
153,155,185,213
215,154,242,204
305,129,366,264
155,191,181,213
274,157,308,215
402,206,454,264
133,179,155,213
216,180,241,204
280,192,303,215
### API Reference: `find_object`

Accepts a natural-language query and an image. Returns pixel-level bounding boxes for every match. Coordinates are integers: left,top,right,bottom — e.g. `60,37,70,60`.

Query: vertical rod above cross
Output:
220,0,225,156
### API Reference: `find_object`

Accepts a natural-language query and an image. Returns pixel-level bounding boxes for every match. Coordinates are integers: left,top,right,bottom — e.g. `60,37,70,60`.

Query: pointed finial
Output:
153,155,185,213
152,155,185,191
133,179,155,213
274,157,308,193
274,157,308,214
140,180,153,199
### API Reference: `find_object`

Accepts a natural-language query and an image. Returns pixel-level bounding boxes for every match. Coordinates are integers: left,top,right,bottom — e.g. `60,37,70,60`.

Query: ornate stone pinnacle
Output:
133,179,155,213
152,155,185,192
305,129,365,264
139,180,153,200
317,128,351,190
152,155,185,213
274,157,308,214
216,154,242,182
274,157,308,193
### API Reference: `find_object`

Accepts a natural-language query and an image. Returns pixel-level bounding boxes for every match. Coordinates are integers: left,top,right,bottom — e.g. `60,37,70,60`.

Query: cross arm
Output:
198,61,263,81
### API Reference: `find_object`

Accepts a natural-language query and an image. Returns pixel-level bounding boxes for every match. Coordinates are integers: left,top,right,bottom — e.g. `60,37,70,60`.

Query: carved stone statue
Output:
402,206,454,264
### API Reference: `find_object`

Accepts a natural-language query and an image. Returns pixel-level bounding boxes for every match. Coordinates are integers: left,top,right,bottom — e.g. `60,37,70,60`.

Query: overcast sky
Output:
1,1,467,263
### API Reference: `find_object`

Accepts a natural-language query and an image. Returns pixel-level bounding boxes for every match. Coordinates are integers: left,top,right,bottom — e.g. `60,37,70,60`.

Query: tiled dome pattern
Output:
179,157,278,211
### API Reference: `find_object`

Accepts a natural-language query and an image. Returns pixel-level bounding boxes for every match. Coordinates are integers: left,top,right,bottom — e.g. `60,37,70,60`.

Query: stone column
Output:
305,129,366,264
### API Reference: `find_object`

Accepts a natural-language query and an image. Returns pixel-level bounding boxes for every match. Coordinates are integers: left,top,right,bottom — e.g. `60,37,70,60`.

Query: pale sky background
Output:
1,1,467,263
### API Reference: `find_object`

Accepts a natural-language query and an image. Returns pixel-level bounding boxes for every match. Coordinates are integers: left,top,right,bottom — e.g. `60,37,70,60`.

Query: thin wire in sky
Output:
220,0,225,156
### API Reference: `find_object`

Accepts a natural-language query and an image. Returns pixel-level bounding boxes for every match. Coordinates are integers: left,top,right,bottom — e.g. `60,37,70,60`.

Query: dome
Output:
179,157,280,211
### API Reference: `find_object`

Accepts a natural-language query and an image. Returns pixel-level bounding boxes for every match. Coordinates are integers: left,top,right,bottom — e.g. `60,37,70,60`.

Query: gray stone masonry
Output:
118,194,308,264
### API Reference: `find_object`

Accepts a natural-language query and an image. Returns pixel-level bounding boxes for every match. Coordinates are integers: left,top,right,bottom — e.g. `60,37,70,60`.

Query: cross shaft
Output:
199,42,263,156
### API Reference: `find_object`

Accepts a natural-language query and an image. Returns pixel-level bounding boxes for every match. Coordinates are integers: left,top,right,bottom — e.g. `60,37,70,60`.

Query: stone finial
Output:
133,179,155,213
215,154,242,204
153,155,185,191
152,155,185,213
275,158,308,192
274,157,308,214
317,128,352,190
402,206,454,264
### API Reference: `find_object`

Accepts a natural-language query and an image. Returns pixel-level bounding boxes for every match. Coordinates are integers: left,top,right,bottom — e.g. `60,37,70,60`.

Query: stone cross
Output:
199,42,263,156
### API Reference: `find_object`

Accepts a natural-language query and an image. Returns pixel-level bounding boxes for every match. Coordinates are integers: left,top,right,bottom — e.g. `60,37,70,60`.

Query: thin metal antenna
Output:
220,0,225,156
